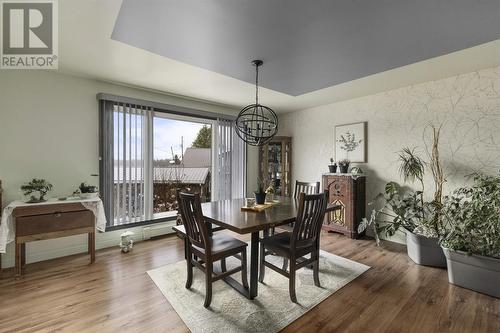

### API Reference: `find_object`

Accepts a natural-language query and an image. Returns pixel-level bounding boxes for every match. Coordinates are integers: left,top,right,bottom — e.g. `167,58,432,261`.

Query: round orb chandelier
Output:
235,60,278,146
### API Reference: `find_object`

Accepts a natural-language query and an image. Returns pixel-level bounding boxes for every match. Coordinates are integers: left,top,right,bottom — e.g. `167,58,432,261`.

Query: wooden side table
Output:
12,202,96,276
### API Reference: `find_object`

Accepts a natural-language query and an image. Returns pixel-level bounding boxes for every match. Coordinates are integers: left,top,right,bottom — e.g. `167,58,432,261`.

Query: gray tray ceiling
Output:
112,0,500,96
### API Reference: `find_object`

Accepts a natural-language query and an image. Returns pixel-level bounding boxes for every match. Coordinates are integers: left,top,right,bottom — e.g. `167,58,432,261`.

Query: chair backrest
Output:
291,191,328,249
176,190,211,253
294,181,321,199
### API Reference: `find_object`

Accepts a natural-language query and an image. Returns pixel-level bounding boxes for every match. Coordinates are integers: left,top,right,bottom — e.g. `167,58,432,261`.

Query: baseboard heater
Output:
142,223,175,240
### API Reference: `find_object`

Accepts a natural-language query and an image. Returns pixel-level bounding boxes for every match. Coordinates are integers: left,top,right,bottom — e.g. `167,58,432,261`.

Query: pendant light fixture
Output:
235,60,278,146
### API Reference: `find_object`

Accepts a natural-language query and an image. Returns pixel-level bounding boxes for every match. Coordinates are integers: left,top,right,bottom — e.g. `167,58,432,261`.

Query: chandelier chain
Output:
255,63,259,105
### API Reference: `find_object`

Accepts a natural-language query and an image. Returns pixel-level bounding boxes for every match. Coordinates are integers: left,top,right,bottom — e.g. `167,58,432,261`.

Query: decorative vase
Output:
328,165,337,173
339,164,350,173
254,192,266,205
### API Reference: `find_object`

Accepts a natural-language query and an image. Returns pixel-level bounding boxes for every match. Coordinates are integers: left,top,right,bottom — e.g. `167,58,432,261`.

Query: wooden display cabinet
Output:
258,137,292,197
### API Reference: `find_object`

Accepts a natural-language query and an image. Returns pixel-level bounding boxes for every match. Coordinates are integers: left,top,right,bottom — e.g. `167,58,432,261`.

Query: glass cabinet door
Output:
259,137,292,197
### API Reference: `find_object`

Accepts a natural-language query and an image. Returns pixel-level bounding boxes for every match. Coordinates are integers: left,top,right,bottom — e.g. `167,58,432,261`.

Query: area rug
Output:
147,250,369,333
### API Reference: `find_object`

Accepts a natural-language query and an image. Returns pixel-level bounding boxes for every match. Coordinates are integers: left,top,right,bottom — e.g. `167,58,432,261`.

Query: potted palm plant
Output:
440,173,500,298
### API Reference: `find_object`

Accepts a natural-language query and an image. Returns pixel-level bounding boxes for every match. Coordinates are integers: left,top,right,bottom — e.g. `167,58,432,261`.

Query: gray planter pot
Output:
442,247,500,299
405,229,446,268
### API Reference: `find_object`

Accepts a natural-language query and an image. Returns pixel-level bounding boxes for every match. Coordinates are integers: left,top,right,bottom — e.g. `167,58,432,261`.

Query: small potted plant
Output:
328,158,337,173
254,178,267,205
338,159,350,173
440,172,500,298
79,182,99,199
21,178,53,203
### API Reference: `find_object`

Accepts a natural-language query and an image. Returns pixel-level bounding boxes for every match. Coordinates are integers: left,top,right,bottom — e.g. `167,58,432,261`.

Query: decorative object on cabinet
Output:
78,182,99,199
20,178,53,203
328,158,337,173
322,174,366,239
338,159,350,173
258,136,292,197
350,167,364,179
334,122,367,163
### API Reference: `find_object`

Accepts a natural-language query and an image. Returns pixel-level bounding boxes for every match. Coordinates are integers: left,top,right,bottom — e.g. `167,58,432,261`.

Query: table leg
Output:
15,242,22,276
249,231,259,299
21,243,26,266
88,232,95,264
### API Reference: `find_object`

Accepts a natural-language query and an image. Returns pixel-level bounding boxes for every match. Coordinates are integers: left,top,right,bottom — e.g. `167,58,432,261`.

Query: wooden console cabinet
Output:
322,174,366,239
12,202,96,276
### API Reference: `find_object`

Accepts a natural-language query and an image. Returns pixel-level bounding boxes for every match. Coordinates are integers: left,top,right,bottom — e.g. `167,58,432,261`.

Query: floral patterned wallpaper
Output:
279,66,500,241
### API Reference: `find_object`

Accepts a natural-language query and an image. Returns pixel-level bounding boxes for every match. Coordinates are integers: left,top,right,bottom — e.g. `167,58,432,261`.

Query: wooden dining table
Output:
200,196,340,299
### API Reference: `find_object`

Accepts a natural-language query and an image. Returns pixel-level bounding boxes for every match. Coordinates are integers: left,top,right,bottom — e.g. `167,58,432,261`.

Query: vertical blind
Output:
213,118,246,201
100,100,152,226
99,95,246,227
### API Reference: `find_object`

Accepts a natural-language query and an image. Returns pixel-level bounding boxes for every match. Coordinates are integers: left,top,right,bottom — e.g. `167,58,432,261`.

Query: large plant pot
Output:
442,247,500,299
328,165,337,173
405,230,446,268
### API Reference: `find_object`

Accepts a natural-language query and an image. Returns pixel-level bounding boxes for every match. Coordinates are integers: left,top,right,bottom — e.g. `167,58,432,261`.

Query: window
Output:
99,95,245,229
152,113,213,218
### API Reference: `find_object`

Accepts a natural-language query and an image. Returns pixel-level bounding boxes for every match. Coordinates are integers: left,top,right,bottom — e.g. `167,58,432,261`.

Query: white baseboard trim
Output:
0,221,177,269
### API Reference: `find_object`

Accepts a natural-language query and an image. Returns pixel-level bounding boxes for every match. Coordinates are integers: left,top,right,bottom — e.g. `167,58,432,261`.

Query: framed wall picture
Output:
334,122,367,162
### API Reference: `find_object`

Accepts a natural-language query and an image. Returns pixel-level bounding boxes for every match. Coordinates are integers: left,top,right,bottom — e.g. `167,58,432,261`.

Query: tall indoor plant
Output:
440,172,500,298
359,125,447,267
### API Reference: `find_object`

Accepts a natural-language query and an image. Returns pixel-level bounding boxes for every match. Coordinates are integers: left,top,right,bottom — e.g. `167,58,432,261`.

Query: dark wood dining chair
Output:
176,191,249,308
272,180,321,234
294,181,320,198
259,191,328,303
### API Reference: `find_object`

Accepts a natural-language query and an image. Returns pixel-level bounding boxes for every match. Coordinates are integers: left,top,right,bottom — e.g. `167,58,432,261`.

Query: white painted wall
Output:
0,71,258,268
278,66,500,243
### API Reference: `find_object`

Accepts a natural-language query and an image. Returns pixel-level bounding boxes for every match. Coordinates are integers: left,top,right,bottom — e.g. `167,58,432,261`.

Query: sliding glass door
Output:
99,98,246,228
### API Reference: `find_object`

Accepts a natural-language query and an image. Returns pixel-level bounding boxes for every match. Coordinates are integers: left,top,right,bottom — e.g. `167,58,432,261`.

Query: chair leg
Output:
289,259,297,303
313,257,321,287
258,242,265,283
241,248,249,288
183,237,188,260
185,246,193,289
282,258,289,271
221,257,227,273
204,261,213,308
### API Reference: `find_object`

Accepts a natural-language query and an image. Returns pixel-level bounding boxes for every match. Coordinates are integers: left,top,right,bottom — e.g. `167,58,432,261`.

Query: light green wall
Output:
0,70,258,267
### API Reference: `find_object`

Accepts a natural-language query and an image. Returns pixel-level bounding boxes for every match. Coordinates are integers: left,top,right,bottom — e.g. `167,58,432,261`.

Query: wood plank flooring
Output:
0,231,498,333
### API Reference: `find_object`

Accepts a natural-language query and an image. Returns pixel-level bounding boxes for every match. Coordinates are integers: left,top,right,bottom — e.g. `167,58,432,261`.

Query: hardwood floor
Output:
0,231,498,333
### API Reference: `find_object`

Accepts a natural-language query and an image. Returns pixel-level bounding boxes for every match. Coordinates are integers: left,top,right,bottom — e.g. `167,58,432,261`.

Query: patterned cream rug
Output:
147,250,369,333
